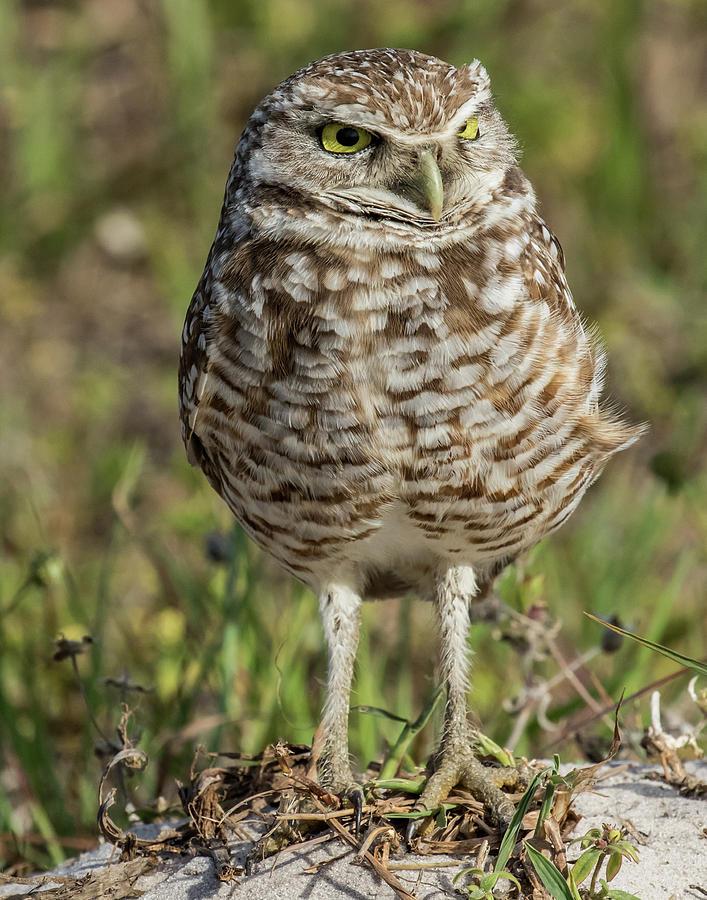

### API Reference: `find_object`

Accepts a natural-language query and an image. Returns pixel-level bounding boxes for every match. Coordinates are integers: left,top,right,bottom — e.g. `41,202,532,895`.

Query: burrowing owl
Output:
179,48,641,832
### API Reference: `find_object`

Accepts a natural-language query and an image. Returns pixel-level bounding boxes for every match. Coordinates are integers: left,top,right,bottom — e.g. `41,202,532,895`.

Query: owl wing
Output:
178,232,274,491
521,214,577,318
178,249,216,472
520,214,646,457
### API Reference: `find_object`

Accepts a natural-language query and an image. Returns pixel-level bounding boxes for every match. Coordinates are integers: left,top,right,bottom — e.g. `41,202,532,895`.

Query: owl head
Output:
234,49,519,230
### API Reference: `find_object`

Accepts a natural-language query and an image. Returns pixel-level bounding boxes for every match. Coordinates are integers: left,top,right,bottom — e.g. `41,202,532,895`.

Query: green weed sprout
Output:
524,822,641,900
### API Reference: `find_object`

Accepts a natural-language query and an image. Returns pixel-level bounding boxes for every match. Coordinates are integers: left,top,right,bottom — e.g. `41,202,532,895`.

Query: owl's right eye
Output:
319,123,373,154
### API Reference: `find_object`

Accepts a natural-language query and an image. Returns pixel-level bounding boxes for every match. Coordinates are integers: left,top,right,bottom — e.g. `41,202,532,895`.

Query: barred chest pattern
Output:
179,49,640,599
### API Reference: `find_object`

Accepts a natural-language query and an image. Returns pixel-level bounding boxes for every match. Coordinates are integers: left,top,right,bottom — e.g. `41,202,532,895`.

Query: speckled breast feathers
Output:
179,48,640,596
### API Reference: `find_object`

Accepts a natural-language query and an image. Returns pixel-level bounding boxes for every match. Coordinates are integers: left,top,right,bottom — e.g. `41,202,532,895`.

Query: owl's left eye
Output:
319,123,373,154
457,117,480,140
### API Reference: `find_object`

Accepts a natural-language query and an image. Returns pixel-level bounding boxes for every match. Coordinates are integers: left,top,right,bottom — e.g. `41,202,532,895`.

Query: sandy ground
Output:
1,761,704,899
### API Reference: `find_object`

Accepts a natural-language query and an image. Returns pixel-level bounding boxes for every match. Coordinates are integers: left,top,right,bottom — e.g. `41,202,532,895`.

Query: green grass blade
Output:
385,802,456,820
530,753,561,839
494,768,546,873
534,781,555,838
353,705,409,723
378,685,444,780
584,614,707,675
374,776,426,793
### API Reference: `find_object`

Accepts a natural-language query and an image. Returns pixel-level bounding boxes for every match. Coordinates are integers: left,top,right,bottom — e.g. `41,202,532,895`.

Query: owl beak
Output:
411,149,444,221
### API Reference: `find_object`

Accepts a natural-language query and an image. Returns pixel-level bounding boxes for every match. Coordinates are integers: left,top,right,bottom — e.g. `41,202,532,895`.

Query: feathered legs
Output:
249,581,363,864
318,581,364,830
407,564,518,839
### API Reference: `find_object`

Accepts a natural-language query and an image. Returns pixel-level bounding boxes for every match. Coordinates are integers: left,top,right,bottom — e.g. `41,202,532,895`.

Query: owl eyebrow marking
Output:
314,121,380,139
450,98,487,131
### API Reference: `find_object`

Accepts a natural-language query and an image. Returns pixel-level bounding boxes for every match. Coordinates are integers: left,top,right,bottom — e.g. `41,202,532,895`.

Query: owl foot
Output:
405,743,525,842
319,750,366,835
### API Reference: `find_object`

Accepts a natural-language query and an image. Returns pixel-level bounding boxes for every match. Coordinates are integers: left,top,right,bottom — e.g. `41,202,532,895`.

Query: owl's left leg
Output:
318,581,365,830
407,564,520,839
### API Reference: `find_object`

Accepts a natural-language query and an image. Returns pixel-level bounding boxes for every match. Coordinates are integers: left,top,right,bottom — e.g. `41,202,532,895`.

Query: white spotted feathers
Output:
179,48,642,596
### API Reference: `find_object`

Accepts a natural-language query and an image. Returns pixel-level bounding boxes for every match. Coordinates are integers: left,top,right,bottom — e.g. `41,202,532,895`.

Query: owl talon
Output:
405,814,428,845
348,785,364,836
328,781,365,835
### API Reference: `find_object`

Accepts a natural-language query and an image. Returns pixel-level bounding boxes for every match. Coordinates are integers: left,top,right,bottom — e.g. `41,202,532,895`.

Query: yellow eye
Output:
457,117,480,140
320,123,373,154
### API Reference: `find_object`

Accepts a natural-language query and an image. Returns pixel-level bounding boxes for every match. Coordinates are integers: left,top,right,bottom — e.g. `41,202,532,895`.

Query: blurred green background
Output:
1,0,705,871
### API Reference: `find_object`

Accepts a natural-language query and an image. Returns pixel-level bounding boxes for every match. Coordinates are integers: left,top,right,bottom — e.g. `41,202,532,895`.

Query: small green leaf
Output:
606,851,623,881
583,828,603,842
474,731,515,767
523,842,577,900
570,847,602,885
599,881,643,900
480,870,522,892
453,867,484,885
614,840,640,863
569,827,602,848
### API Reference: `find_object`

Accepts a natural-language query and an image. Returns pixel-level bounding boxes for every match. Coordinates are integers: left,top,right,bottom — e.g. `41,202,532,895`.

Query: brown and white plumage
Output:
179,48,641,828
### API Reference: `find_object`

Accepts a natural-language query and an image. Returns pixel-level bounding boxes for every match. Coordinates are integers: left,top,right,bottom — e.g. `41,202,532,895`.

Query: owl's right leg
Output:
247,581,363,867
317,581,365,831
